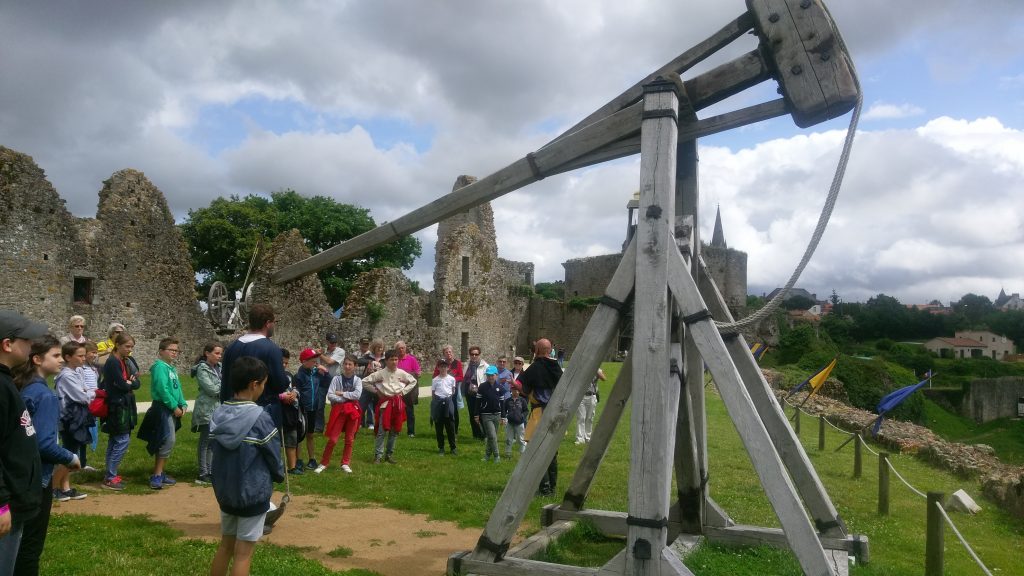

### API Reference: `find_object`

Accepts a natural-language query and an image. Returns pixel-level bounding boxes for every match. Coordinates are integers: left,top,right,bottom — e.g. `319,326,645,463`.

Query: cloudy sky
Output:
2,1,1022,305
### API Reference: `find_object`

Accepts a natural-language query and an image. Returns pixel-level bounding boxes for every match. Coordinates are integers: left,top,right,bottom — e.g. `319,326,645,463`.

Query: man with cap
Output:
0,310,46,569
319,333,346,379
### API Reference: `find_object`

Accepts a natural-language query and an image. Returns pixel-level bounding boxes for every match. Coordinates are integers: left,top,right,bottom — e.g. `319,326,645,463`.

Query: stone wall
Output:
563,254,623,298
527,298,615,360
703,244,748,318
0,147,216,368
961,377,1024,423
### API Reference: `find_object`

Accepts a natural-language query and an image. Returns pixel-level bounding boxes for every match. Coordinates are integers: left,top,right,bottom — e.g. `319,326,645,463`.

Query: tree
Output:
783,294,816,311
534,281,565,301
180,190,421,308
952,293,994,326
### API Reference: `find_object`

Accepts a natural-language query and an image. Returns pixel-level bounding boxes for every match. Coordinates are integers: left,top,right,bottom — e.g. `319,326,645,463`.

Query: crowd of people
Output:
0,305,600,575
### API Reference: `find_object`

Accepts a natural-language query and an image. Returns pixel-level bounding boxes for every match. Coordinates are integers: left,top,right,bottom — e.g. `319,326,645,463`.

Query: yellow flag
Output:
807,357,838,398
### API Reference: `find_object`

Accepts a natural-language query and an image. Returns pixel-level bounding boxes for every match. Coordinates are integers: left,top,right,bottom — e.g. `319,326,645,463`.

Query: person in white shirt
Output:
315,356,362,474
319,333,346,379
430,359,458,456
361,351,417,464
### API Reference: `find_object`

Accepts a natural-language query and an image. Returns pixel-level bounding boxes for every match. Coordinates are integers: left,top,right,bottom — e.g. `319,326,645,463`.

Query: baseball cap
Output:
485,365,498,376
359,337,370,345
0,310,49,341
325,333,338,343
299,348,318,362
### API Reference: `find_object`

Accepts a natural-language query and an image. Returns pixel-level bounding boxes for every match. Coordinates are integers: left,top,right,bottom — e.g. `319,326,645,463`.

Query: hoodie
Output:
518,357,563,408
210,400,285,517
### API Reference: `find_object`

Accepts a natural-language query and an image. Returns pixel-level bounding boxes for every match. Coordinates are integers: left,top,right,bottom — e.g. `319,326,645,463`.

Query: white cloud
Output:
863,102,926,120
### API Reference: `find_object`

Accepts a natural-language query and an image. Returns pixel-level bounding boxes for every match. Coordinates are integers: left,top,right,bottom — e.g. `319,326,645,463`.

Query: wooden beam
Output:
626,79,682,576
704,525,867,555
450,551,599,576
665,247,836,576
696,257,848,538
468,239,637,563
273,100,643,283
561,354,634,512
685,50,771,112
505,521,576,560
747,0,858,127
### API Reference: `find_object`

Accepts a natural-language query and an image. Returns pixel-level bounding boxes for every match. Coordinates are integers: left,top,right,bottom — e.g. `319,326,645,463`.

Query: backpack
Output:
89,388,109,418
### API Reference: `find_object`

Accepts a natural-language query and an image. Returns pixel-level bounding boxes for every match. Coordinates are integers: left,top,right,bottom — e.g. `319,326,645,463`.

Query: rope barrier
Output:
822,414,853,435
934,501,995,576
857,433,880,457
885,459,927,499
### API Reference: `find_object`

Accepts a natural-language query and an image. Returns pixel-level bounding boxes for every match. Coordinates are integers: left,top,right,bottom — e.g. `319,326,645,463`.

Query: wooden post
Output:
853,434,862,479
925,492,945,576
877,453,889,516
626,76,683,575
818,415,826,451
794,407,801,435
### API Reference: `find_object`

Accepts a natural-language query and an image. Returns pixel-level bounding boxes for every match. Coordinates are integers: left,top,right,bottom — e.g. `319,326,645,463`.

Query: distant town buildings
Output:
923,330,1015,360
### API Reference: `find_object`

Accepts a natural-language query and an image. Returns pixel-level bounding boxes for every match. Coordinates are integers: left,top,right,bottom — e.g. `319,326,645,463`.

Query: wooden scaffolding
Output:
275,1,865,574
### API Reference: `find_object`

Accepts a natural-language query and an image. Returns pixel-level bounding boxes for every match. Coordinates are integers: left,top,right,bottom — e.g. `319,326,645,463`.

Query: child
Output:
100,333,140,491
295,348,330,471
140,338,187,490
503,383,529,457
191,342,223,485
316,355,362,474
279,349,305,475
209,356,285,576
0,310,45,573
361,350,417,464
430,359,457,456
83,340,100,467
14,335,80,574
474,365,506,462
53,341,94,500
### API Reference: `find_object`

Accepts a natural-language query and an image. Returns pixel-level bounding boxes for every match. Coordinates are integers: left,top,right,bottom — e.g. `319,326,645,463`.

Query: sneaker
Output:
438,449,445,456
385,455,397,464
306,458,318,470
194,476,211,486
341,464,352,474
82,465,98,472
160,474,177,486
149,475,163,490
64,488,88,500
53,489,71,503
288,466,305,475
373,456,382,464
494,457,501,463
314,464,327,474
408,433,415,438
367,424,374,430
451,449,458,456
102,478,125,491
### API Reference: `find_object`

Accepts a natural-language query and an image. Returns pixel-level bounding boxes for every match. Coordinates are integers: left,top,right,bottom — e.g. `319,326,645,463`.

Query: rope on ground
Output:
934,501,995,576
857,433,880,456
885,459,927,499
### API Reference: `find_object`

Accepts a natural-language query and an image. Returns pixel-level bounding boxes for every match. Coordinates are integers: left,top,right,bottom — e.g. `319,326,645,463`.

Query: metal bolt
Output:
791,65,803,76
801,0,812,8
821,53,831,62
645,205,663,219
768,13,780,23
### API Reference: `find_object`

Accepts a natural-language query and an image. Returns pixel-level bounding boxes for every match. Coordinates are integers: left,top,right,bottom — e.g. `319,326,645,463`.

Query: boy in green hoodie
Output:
148,338,187,490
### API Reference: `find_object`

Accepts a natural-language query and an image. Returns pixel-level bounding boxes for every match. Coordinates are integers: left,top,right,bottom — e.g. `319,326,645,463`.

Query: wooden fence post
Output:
853,434,862,479
925,492,944,576
878,452,889,515
794,407,801,435
818,415,826,451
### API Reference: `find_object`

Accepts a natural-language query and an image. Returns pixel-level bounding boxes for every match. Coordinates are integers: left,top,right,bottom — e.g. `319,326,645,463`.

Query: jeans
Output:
505,422,525,456
105,433,130,481
374,427,398,458
575,395,597,443
481,414,501,460
13,486,51,576
158,411,176,459
0,522,25,576
359,390,377,428
196,424,213,478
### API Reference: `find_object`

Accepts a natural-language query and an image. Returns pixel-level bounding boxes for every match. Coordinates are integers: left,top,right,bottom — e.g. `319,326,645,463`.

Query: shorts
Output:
305,409,325,434
282,427,298,448
220,510,267,542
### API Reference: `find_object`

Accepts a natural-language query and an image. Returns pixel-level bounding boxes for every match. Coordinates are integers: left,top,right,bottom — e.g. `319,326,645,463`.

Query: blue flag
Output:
872,372,932,435
750,342,767,362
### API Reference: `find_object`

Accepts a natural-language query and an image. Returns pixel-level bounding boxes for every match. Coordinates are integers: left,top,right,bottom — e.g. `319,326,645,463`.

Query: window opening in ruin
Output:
525,271,533,285
460,332,469,362
43,254,49,261
73,277,93,305
461,256,470,286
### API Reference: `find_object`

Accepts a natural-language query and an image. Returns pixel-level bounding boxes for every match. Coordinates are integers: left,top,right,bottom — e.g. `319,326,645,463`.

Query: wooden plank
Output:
627,81,682,576
704,497,734,529
747,0,858,127
546,507,630,537
506,521,576,560
450,552,598,576
547,11,754,147
684,50,770,112
469,240,637,562
704,525,866,555
273,100,643,283
561,354,634,512
696,257,847,538
665,248,836,576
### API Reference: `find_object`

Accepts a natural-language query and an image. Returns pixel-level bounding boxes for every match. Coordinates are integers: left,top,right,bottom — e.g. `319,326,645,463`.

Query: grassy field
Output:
46,362,1024,575
922,397,1024,465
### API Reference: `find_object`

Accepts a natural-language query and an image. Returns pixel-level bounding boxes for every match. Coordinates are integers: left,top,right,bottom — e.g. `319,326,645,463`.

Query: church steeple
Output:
711,205,727,249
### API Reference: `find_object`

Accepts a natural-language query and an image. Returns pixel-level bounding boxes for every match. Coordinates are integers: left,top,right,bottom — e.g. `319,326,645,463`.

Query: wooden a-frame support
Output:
271,1,864,574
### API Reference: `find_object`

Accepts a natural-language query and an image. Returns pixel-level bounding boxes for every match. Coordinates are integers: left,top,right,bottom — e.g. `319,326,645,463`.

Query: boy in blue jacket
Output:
209,356,285,576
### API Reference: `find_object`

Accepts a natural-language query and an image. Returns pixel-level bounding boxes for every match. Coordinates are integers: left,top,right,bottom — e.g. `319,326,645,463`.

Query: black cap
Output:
326,333,338,343
0,310,49,341
359,337,370,345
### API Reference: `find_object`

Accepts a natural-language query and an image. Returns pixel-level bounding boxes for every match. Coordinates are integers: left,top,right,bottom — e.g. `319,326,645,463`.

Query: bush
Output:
833,357,923,422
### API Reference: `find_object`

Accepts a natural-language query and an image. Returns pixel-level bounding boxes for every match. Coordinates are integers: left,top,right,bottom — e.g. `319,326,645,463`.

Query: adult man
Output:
319,333,346,379
394,341,421,438
495,356,514,401
0,310,46,570
462,346,489,440
518,338,562,496
220,304,294,427
575,368,606,445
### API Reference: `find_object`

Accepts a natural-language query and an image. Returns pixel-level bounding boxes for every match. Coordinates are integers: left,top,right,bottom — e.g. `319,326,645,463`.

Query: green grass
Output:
42,514,379,576
922,398,1024,465
327,546,354,558
51,362,1024,575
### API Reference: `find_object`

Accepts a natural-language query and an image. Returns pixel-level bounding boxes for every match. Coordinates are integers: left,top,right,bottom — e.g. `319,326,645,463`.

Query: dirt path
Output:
55,482,482,576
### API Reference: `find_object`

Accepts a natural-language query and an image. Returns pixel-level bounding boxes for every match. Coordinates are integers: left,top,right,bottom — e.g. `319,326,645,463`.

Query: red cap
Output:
299,348,318,362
